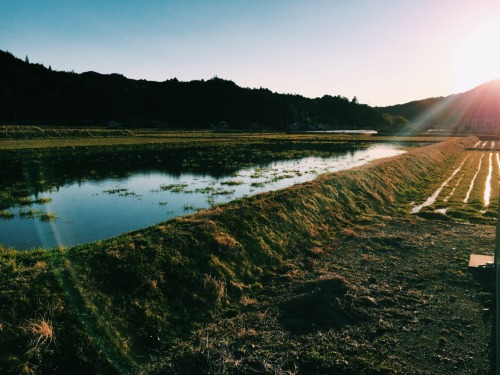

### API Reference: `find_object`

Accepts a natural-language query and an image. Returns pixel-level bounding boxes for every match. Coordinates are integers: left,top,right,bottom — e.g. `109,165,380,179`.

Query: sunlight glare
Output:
453,20,500,93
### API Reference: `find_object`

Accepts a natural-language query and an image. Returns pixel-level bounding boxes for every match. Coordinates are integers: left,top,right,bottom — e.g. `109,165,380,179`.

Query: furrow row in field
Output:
472,140,500,149
441,153,475,202
411,154,470,213
483,153,493,207
465,152,498,208
463,153,485,203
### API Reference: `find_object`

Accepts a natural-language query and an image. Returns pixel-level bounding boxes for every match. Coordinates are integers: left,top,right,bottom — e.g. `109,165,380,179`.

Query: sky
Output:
1,0,500,107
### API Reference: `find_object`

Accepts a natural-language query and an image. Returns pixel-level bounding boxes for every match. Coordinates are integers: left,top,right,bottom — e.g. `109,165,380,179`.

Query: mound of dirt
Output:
279,277,365,334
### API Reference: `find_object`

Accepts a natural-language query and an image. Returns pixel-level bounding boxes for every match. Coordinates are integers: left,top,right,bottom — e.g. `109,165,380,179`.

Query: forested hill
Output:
0,50,400,131
379,79,500,134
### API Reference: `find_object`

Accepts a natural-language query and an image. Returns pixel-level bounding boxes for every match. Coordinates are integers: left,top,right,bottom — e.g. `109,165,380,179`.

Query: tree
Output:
25,55,30,64
351,96,358,104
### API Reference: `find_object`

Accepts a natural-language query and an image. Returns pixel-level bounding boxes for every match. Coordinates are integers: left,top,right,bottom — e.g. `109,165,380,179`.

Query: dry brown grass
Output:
24,318,55,353
21,364,35,375
204,274,228,307
308,246,324,256
240,296,258,306
214,233,239,249
341,228,359,238
149,279,158,289
361,253,381,262
32,261,48,274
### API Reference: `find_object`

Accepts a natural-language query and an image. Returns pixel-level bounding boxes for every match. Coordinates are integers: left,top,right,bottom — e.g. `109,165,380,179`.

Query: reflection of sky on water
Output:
0,143,405,250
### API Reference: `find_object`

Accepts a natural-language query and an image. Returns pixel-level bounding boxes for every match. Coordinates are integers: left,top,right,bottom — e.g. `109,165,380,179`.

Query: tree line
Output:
0,51,404,131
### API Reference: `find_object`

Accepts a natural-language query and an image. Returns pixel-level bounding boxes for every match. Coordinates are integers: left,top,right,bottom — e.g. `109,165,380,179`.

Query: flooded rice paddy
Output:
0,143,405,249
411,149,500,223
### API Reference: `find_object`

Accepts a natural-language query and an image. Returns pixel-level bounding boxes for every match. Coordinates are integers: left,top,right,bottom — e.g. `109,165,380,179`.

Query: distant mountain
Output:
379,79,500,134
0,51,392,131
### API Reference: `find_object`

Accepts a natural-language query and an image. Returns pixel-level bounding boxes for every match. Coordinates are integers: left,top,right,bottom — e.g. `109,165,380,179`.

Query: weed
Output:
212,189,234,196
104,188,129,194
160,184,189,193
19,208,41,218
0,210,14,219
40,212,57,222
23,319,55,353
19,208,57,222
119,191,140,198
250,182,265,188
35,197,52,204
220,180,243,186
17,197,34,206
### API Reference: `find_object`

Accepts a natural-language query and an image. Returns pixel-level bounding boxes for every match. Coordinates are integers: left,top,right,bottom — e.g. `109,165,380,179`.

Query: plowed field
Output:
413,150,500,224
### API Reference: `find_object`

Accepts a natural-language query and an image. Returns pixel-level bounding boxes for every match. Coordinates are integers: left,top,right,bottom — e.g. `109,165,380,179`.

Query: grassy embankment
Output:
0,136,481,373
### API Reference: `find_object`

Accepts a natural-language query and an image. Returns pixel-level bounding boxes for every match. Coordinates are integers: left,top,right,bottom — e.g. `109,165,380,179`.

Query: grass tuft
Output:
0,210,14,219
24,319,55,353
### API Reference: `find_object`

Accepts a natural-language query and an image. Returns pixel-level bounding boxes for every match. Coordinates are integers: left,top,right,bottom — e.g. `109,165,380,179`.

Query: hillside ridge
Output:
0,51,392,131
379,79,500,133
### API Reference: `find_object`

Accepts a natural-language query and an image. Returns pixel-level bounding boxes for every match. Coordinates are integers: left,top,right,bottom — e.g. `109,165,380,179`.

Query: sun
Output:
453,20,500,93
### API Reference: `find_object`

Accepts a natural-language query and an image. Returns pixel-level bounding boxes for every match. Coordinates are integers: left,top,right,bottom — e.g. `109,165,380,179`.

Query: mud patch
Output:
279,277,365,334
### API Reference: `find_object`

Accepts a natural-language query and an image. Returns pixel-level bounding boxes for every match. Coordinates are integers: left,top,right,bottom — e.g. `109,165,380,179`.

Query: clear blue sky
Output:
1,0,500,106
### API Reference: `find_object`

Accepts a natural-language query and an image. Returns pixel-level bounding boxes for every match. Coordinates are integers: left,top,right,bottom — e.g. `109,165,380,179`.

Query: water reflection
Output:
0,143,405,249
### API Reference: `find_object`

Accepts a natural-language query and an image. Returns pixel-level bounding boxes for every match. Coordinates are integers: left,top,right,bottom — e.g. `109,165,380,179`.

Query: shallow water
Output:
0,143,405,249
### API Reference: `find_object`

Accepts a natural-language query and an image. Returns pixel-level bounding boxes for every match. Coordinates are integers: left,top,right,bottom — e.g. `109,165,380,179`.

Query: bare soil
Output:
160,217,495,374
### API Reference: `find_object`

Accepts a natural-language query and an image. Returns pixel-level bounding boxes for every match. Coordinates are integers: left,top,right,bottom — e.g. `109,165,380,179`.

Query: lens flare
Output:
453,20,500,93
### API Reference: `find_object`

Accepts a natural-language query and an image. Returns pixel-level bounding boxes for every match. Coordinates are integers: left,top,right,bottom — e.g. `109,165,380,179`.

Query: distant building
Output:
288,122,318,131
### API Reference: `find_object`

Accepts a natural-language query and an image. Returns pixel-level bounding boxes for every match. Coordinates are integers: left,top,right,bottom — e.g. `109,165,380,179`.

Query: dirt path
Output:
159,217,495,374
